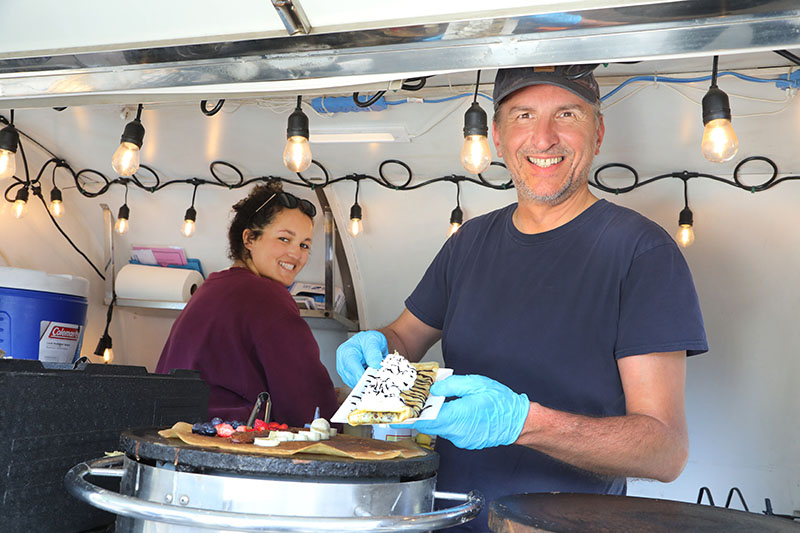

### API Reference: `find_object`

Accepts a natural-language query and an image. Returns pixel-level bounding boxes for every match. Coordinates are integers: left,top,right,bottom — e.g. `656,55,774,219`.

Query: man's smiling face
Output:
492,84,604,206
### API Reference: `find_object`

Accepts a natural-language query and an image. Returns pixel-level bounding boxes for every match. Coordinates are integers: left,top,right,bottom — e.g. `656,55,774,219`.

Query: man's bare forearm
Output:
515,402,689,482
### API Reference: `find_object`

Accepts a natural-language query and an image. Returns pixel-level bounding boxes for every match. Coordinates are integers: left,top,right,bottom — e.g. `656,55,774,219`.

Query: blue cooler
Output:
0,267,89,362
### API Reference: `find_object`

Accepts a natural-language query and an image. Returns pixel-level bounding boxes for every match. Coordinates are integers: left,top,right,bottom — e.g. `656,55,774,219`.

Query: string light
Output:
12,186,28,219
49,187,64,217
283,95,311,173
181,207,197,237
348,179,363,237
447,182,463,238
112,104,145,176
181,183,199,237
675,179,695,247
0,111,19,179
701,56,738,163
94,297,115,364
461,71,492,175
676,207,695,248
115,204,130,234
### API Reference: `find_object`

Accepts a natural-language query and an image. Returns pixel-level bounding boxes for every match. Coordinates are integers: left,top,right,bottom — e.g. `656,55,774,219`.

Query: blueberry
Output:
210,417,223,426
230,421,242,429
191,422,204,434
201,425,217,437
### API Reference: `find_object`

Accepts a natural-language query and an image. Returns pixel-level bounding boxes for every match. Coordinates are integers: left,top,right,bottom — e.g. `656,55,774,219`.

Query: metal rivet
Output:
179,495,190,506
164,494,173,503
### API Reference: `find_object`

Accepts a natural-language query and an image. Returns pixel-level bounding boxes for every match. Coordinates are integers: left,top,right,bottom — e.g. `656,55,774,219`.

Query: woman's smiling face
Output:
243,207,312,286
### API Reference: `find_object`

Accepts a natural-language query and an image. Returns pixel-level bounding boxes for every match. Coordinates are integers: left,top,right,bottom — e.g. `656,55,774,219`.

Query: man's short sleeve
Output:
616,243,708,358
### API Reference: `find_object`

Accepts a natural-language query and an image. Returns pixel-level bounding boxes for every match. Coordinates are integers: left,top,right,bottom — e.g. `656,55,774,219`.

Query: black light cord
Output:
31,184,105,279
473,71,481,103
200,100,225,116
711,55,719,88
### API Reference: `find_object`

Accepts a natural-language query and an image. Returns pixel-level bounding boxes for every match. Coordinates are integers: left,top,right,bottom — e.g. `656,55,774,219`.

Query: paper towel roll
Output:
115,264,204,302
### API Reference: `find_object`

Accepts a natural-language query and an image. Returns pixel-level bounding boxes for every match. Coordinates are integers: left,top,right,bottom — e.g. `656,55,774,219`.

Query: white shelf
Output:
110,297,357,330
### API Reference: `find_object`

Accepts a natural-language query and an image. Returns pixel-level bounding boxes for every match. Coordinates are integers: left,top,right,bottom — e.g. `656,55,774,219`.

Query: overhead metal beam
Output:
0,1,798,107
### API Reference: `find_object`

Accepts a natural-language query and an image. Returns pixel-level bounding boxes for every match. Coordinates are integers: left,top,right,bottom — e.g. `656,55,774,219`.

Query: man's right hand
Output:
336,330,388,388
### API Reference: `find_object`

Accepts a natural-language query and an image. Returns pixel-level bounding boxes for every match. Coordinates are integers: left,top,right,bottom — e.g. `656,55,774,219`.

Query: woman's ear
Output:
242,228,254,251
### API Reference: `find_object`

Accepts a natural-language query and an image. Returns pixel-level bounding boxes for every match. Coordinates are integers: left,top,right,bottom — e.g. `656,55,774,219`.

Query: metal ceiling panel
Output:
0,0,798,108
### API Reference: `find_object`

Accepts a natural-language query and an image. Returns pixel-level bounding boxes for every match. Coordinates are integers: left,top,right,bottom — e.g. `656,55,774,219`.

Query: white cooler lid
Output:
0,266,89,298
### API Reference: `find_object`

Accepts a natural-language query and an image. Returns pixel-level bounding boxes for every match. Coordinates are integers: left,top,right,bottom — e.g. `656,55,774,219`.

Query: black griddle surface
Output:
120,427,438,481
488,493,800,532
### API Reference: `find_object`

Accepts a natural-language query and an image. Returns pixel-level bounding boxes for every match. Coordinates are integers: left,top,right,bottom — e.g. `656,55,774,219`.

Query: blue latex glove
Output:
407,375,530,450
336,330,388,388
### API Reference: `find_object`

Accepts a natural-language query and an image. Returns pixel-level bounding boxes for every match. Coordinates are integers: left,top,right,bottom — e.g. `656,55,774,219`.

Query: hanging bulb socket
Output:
286,106,309,140
463,102,488,138
93,332,114,364
120,118,145,148
348,202,363,237
0,124,19,154
678,206,693,227
0,124,19,179
181,206,197,237
49,186,63,204
701,86,731,125
50,186,64,217
12,186,28,219
448,206,464,237
117,203,130,221
349,202,362,222
115,203,130,234
450,206,463,226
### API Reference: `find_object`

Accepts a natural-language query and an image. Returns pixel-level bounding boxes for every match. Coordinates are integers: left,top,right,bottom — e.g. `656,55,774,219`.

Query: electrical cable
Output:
31,184,105,280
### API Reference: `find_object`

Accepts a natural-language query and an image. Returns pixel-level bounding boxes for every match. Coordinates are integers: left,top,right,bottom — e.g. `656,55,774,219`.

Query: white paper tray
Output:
331,367,452,425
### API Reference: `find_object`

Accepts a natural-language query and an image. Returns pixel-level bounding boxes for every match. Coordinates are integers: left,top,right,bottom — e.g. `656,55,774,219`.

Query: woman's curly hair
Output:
227,181,287,262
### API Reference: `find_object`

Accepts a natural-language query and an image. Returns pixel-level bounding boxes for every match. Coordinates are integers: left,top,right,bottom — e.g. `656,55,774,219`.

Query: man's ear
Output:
595,115,606,155
492,119,503,158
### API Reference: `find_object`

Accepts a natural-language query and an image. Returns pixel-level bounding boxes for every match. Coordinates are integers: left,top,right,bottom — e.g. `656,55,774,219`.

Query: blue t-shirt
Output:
406,199,707,531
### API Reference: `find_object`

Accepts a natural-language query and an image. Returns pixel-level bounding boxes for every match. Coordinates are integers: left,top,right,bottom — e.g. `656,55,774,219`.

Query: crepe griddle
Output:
120,428,438,481
488,493,799,532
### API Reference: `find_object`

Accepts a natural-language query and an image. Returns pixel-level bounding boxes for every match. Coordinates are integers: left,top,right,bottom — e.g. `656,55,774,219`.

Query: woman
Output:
156,182,338,427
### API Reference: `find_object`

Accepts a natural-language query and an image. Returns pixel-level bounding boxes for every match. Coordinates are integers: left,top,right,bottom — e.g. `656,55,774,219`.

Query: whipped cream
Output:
356,352,417,412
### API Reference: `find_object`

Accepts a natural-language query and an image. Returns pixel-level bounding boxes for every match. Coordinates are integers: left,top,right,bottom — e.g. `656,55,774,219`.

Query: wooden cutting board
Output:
159,422,426,461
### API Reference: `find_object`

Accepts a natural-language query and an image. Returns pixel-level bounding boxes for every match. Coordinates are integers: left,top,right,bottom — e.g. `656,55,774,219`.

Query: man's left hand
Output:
403,375,530,450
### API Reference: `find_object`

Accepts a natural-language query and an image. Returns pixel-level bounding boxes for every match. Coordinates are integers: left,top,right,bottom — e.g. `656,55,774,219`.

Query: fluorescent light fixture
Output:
309,126,409,143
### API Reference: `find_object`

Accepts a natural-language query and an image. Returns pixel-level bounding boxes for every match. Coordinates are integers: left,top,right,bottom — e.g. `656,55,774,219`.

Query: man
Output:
337,65,707,531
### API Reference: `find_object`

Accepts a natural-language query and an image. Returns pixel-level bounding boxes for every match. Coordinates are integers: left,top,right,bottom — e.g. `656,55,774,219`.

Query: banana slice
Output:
253,438,280,447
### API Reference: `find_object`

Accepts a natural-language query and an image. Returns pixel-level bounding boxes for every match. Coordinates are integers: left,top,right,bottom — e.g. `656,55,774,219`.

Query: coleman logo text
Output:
49,326,80,341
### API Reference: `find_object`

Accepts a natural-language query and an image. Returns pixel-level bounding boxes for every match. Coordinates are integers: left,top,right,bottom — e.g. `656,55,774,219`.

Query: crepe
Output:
158,422,426,460
347,361,439,425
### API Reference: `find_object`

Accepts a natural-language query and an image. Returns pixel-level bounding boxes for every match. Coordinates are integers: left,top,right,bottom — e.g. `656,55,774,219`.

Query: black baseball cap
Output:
492,64,601,110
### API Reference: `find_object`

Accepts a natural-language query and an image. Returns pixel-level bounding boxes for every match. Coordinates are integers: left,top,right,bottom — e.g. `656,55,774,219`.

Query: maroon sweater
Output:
156,267,338,427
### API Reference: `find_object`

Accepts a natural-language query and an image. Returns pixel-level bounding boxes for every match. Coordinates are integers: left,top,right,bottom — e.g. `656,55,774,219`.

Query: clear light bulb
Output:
348,217,363,237
103,347,114,364
0,149,16,179
112,141,141,176
115,217,129,235
701,118,738,163
283,136,312,172
461,134,492,174
675,224,695,248
181,218,196,238
51,200,64,217
13,198,26,219
447,222,461,238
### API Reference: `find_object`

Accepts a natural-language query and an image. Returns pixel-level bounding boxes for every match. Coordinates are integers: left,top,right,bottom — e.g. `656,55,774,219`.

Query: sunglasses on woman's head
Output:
251,191,317,222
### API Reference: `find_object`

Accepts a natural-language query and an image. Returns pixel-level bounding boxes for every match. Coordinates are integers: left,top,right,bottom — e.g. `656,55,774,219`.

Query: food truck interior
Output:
1,1,800,530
